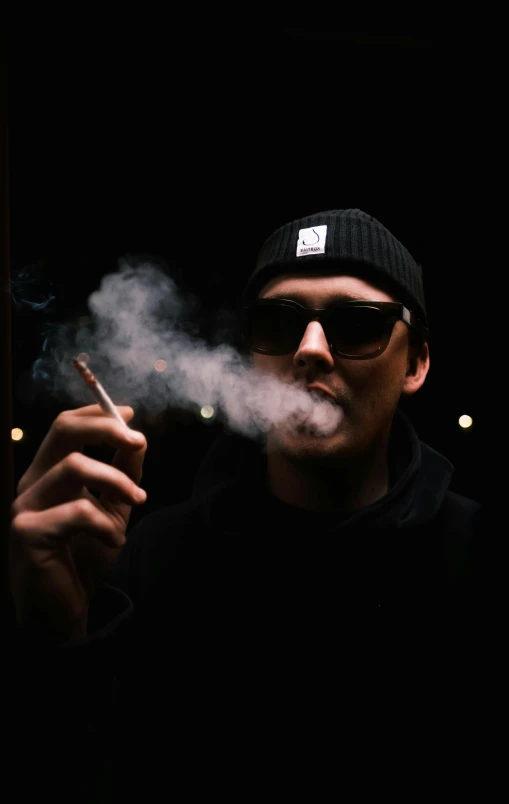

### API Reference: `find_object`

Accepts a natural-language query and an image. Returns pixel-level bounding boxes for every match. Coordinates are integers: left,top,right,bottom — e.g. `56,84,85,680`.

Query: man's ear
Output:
402,341,430,396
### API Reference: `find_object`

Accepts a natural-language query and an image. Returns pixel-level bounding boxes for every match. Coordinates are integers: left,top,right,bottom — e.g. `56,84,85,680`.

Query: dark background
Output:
5,25,499,524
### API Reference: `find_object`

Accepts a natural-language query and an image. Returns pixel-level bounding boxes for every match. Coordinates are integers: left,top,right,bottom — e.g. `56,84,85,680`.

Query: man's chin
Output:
267,418,350,459
282,401,345,439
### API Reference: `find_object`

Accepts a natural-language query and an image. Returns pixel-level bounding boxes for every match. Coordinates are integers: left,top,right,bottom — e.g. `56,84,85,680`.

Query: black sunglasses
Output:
239,298,428,359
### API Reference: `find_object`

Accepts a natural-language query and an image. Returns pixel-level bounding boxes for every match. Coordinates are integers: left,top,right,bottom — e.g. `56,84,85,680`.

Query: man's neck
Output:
264,439,391,513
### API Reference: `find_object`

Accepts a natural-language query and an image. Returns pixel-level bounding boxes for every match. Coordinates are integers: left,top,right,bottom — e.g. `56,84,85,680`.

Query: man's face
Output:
250,272,422,463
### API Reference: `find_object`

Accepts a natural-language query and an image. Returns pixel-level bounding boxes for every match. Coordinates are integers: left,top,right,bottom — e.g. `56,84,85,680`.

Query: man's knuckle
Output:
63,451,83,474
10,497,22,519
74,497,95,521
16,474,28,497
10,510,32,539
53,411,72,435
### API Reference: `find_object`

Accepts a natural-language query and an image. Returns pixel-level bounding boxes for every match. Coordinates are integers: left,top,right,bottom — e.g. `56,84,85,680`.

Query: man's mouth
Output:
280,383,345,437
307,384,338,405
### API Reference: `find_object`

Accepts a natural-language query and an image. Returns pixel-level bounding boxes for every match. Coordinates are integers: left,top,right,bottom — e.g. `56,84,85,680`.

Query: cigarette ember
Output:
72,358,127,427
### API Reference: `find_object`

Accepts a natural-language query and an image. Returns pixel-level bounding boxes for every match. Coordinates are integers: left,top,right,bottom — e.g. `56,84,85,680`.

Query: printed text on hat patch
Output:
297,225,327,257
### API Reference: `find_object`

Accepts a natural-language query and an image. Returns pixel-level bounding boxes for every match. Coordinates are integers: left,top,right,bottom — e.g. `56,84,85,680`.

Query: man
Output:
8,208,487,798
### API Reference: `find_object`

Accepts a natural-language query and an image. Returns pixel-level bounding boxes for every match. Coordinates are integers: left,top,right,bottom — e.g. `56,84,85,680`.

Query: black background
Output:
6,25,499,518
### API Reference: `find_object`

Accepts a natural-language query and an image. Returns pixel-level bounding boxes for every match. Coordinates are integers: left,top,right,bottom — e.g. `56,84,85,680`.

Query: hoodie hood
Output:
191,409,455,532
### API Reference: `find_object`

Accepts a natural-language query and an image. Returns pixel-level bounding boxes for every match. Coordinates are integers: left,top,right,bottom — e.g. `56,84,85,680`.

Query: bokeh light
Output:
11,428,24,441
458,414,473,429
200,405,215,419
154,360,167,372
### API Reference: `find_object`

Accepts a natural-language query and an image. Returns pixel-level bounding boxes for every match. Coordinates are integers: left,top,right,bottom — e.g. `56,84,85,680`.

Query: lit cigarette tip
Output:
72,358,97,387
72,358,127,427
73,357,88,375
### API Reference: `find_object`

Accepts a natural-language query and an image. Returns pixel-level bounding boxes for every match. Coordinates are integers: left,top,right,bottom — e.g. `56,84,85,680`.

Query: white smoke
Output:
37,260,343,440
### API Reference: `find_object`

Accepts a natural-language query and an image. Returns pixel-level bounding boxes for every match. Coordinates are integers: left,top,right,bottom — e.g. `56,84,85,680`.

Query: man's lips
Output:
284,382,345,434
307,383,338,404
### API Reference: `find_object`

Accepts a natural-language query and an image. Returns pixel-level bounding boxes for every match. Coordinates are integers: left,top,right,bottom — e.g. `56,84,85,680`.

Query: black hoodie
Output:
15,407,486,654
97,407,482,601
9,409,492,800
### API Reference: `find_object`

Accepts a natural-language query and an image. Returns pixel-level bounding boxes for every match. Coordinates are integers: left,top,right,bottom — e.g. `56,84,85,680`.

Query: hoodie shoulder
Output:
441,490,482,518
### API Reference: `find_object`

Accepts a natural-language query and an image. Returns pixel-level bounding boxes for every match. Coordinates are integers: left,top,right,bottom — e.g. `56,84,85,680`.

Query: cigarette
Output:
72,358,128,427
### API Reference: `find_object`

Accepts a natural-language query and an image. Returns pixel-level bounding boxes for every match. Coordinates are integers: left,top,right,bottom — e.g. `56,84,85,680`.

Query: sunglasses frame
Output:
239,298,428,359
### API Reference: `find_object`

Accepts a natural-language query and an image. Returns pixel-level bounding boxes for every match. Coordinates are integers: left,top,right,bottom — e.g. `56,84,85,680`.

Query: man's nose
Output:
293,322,335,369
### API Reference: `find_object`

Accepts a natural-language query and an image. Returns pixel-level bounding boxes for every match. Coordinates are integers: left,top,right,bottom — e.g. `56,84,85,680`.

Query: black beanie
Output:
242,209,427,326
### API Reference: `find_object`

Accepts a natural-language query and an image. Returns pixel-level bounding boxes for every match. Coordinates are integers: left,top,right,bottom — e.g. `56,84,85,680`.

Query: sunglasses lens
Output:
329,306,388,356
248,305,301,354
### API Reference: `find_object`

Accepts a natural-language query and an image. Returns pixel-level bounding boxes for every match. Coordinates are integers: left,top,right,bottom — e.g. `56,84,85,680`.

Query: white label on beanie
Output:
297,225,327,257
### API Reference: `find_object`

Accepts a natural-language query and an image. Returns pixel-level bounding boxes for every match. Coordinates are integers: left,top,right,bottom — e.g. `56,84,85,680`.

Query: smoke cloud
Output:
29,260,343,440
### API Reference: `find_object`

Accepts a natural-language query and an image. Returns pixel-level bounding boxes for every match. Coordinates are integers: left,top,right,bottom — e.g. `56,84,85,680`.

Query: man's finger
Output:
15,453,147,514
17,408,141,493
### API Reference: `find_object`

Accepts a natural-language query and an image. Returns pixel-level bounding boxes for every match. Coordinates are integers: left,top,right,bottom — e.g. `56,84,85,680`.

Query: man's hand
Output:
9,404,147,641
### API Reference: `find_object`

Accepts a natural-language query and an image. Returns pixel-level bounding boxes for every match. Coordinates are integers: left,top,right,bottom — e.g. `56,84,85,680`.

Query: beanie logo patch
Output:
297,226,327,257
